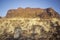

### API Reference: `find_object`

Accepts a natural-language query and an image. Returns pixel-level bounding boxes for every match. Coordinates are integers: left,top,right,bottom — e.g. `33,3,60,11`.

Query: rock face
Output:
0,7,60,40
0,16,2,18
6,7,60,18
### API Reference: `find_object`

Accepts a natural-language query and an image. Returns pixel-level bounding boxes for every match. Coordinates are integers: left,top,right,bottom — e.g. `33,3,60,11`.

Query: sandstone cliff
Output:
0,7,60,40
6,7,60,18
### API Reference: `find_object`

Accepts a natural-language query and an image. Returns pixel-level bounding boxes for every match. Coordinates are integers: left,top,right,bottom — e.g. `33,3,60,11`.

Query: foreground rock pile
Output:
0,18,60,40
0,7,60,40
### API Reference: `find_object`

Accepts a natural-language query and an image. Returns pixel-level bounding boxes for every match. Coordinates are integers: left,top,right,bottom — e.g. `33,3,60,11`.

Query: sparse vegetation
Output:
0,18,60,40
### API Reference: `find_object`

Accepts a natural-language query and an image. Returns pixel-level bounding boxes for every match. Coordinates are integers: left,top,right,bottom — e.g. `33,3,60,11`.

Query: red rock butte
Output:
6,7,60,18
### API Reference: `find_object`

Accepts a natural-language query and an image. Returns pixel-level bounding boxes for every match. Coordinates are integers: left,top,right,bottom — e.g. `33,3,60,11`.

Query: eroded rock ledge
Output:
6,7,60,18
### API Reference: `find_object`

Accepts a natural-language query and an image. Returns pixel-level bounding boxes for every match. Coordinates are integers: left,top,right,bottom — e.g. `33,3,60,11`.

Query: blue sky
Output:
0,0,60,17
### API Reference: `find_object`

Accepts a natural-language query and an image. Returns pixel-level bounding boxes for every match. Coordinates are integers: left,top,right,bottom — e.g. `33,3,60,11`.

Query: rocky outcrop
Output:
6,7,60,18
0,7,60,40
0,16,2,18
